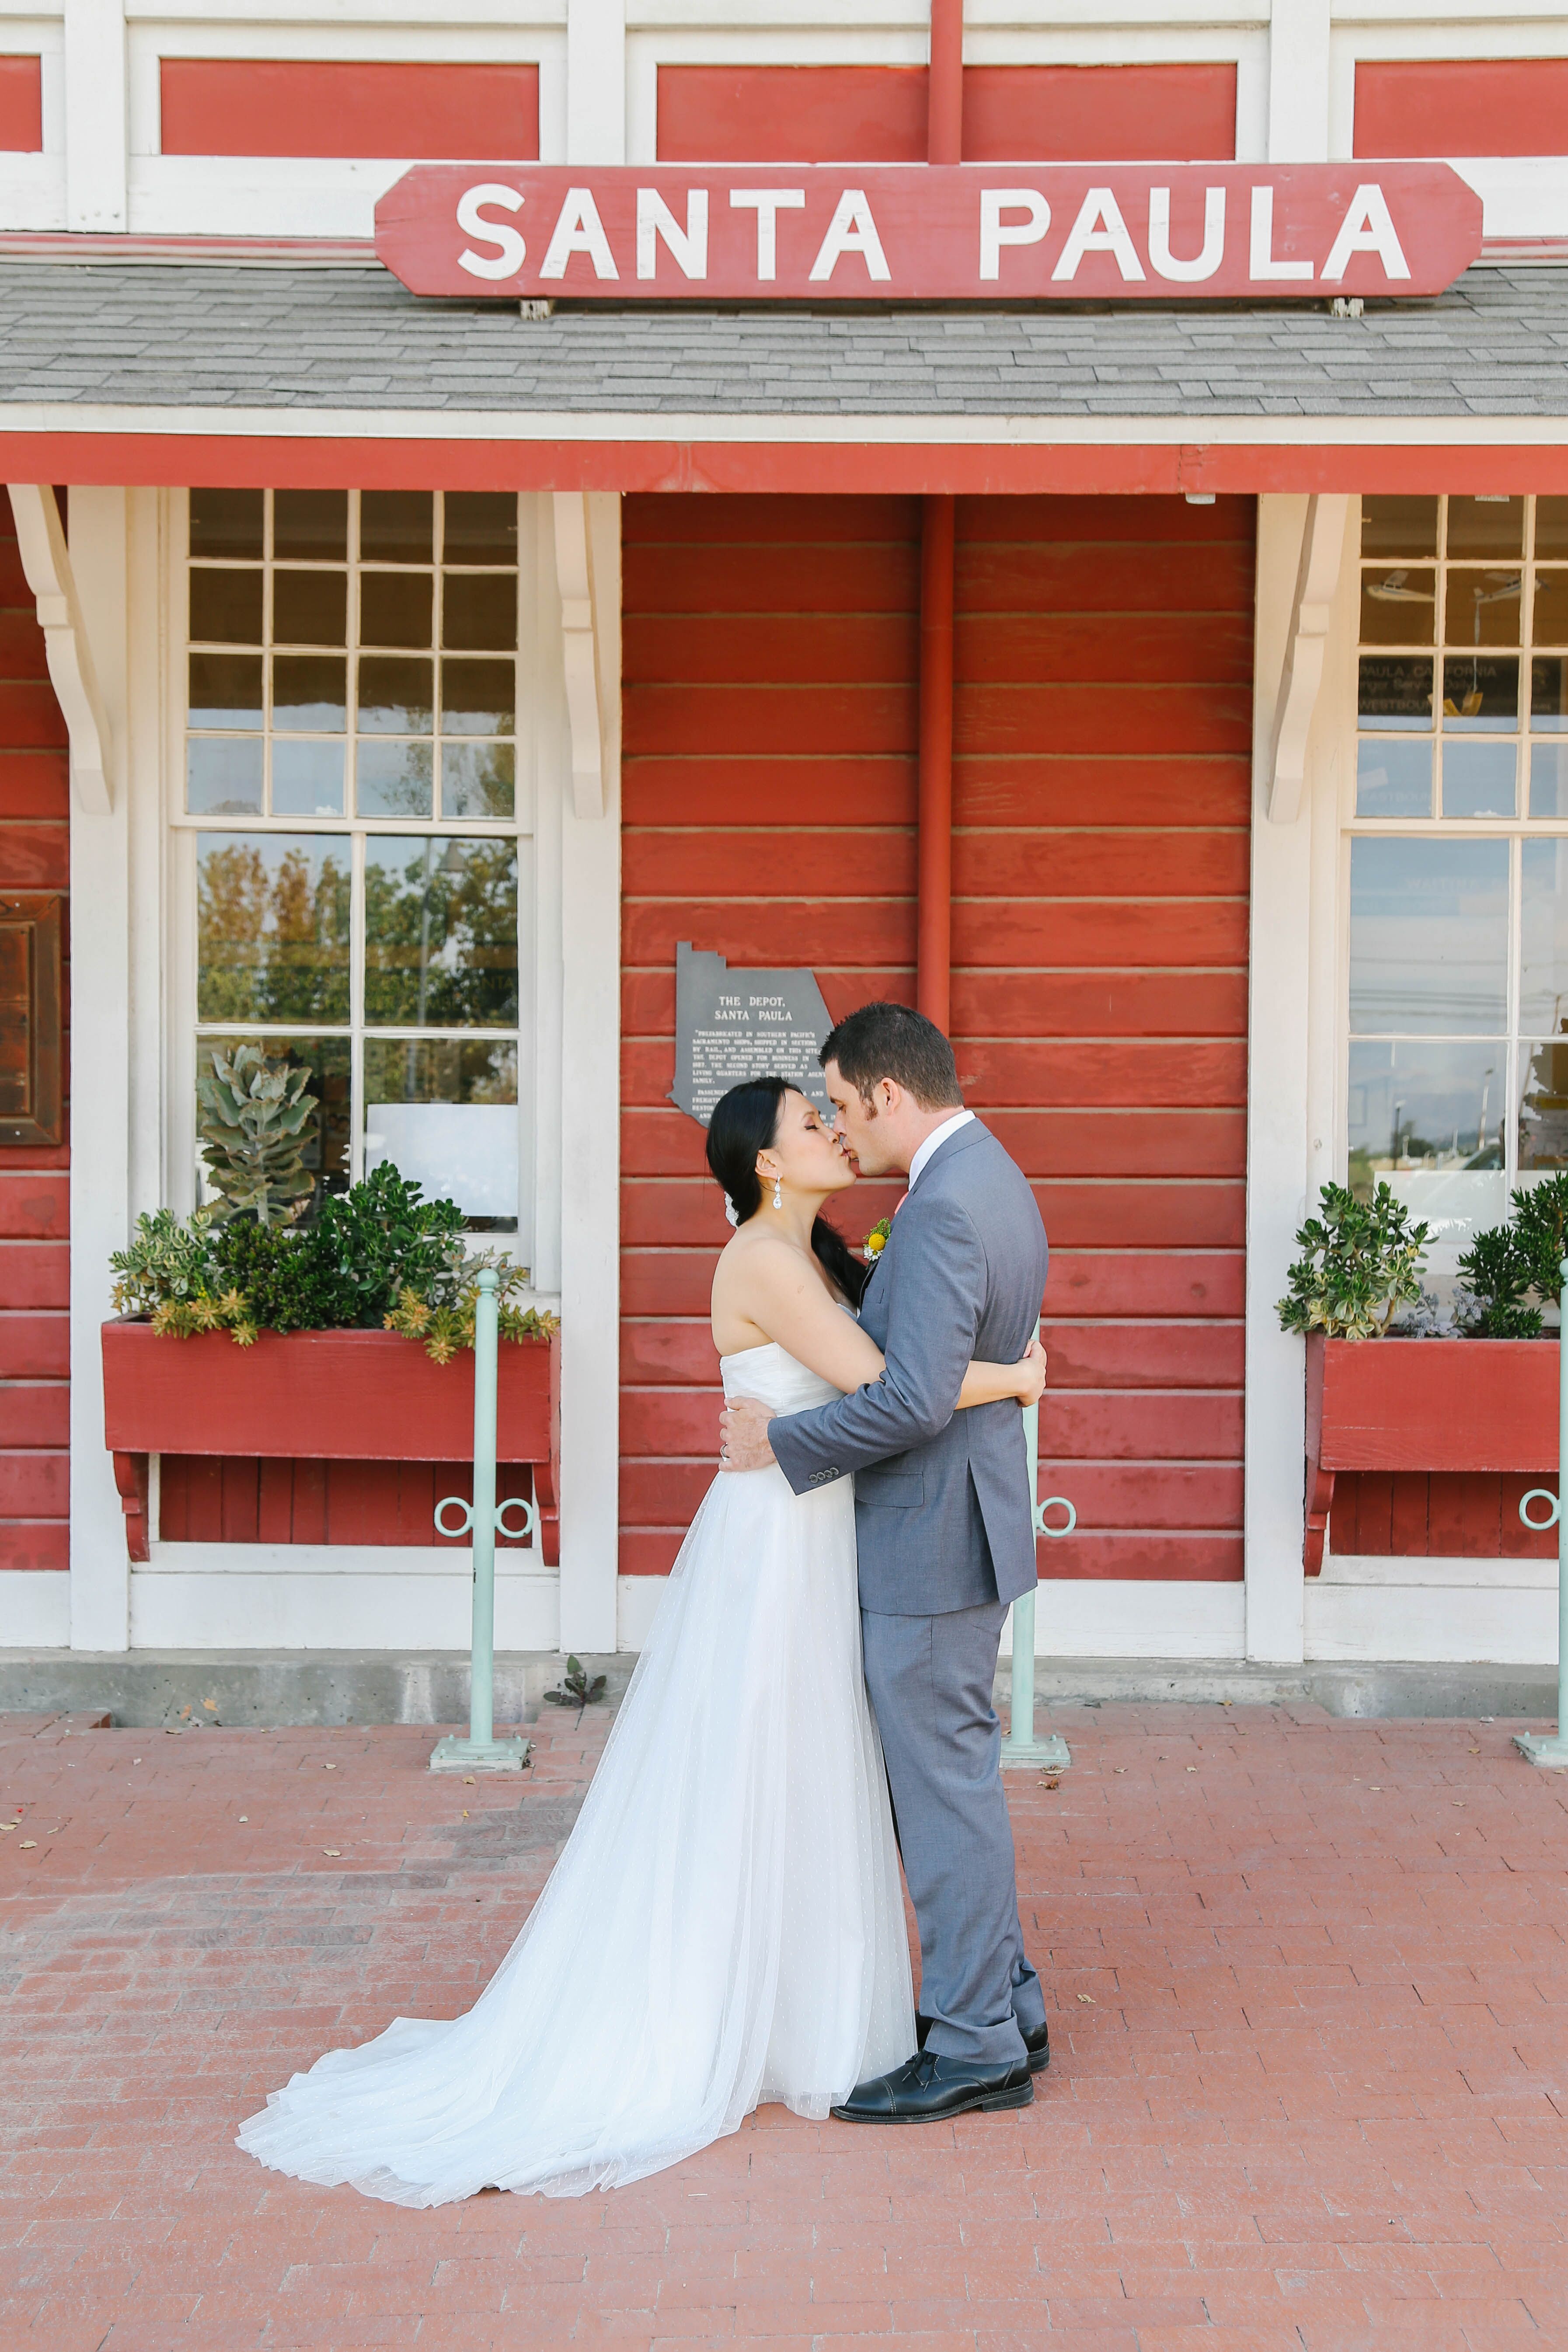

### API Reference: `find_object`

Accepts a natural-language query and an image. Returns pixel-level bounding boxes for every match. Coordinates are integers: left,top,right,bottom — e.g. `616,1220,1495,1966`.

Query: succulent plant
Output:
197,1042,318,1227
1277,1181,1430,1339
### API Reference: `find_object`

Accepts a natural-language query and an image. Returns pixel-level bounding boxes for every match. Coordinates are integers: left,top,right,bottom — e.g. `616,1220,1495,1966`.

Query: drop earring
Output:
772,1175,783,1210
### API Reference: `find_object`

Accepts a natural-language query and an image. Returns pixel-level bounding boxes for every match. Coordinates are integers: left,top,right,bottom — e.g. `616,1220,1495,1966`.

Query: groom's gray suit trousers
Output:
861,1594,1046,2068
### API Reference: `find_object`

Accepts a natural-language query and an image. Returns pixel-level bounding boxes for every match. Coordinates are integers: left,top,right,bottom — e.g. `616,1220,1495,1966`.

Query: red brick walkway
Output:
2,1697,1566,2350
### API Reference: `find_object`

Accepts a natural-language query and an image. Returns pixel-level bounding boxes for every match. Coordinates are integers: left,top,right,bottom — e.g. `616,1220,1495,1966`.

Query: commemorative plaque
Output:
671,942,834,1127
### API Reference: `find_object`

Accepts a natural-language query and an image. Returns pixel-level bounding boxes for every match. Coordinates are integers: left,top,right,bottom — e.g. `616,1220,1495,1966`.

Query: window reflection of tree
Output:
197,841,351,1025
363,837,518,1029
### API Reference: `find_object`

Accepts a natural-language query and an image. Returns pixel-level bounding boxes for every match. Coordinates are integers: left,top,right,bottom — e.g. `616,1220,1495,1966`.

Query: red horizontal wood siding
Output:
0,56,41,153
956,495,1252,1583
656,63,1237,164
621,495,919,1575
619,491,1252,1586
1355,59,1568,160
158,1456,539,1546
158,59,541,162
0,499,68,1573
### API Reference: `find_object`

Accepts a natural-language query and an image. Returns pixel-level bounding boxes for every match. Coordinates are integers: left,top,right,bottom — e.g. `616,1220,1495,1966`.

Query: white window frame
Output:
162,487,538,1262
1342,492,1568,1227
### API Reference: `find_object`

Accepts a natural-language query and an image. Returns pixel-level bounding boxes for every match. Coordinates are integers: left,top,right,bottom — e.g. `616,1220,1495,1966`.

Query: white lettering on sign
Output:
1249,185,1313,281
1052,187,1145,283
1321,184,1410,282
1148,186,1225,283
979,189,1051,281
728,188,806,282
808,188,892,283
379,163,1484,305
539,187,619,281
456,184,526,282
637,187,709,282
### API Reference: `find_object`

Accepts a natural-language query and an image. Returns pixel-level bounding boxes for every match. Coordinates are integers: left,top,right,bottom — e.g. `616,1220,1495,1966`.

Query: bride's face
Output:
760,1091,856,1202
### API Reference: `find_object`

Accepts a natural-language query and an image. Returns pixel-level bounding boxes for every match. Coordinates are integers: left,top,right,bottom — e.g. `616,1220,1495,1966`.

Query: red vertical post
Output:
917,0,962,1032
917,495,955,1034
927,0,964,165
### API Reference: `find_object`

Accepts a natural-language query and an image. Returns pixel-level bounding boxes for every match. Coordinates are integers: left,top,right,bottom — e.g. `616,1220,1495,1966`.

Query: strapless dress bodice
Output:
720,1343,840,1416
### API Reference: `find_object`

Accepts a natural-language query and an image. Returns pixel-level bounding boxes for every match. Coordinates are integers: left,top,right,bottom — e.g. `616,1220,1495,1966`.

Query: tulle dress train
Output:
236,1341,914,2203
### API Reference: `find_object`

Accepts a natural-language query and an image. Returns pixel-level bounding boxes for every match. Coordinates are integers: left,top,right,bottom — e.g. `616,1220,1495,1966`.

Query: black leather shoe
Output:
916,2012,1050,2074
831,2049,1034,2124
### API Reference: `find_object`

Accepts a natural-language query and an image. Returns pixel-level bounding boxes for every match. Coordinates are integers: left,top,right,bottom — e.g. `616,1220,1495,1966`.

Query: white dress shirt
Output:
906,1108,975,1191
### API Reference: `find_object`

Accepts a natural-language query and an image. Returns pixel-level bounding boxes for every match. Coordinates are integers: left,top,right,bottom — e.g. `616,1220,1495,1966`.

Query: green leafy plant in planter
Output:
1277,1180,1430,1338
197,1042,318,1227
1457,1173,1568,1336
108,1164,559,1361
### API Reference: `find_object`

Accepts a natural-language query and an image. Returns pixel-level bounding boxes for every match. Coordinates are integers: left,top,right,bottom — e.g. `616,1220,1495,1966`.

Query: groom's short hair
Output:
821,1002,964,1112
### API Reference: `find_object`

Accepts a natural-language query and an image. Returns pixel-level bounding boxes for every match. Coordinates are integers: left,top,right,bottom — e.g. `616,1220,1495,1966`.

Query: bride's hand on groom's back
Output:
1016,1337,1048,1409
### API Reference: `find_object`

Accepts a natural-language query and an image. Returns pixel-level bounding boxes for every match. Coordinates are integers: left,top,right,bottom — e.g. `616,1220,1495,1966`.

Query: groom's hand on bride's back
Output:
719,1395,776,1472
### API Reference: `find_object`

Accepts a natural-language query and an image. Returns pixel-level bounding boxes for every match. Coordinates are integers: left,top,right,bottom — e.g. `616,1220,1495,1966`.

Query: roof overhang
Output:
1,408,1565,494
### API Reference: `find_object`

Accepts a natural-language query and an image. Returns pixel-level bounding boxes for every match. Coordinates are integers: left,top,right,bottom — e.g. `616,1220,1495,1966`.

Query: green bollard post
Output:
1516,1255,1568,1769
430,1269,533,1774
1001,1322,1075,1773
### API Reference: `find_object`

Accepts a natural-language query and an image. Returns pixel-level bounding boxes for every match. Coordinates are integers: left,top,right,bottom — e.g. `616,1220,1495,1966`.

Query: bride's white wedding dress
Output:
237,1338,914,2204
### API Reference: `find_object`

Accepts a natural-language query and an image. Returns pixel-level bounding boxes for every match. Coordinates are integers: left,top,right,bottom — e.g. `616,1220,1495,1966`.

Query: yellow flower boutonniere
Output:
864,1216,893,1264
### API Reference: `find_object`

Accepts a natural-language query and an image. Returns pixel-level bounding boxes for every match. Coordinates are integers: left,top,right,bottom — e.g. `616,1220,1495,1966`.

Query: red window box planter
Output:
101,1321,559,1567
1304,1331,1558,1572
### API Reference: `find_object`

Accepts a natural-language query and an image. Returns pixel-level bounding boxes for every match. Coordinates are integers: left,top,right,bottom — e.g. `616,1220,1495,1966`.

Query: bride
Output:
237,1074,1047,2204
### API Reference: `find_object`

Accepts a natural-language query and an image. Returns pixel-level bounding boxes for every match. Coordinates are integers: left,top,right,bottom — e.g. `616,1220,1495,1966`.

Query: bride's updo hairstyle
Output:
707,1075,868,1308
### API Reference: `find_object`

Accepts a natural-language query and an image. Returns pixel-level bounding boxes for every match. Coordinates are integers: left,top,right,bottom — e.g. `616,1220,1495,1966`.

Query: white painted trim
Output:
1266,0,1331,164
129,1564,561,1649
552,489,620,820
1245,496,1310,1663
617,1576,1247,1658
63,0,125,233
6,483,115,812
4,405,1565,447
66,488,132,1652
1304,1579,1557,1665
142,1541,549,1575
567,0,627,165
1266,490,1350,824
1322,1552,1558,1589
551,493,621,1652
0,1572,71,1647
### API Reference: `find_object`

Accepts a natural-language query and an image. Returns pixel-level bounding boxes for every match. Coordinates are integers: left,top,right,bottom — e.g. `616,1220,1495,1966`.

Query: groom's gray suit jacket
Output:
769,1120,1048,1615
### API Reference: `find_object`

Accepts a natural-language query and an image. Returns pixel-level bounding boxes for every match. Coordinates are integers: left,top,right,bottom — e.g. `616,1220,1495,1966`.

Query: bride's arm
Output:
735,1244,1048,1408
958,1338,1047,1410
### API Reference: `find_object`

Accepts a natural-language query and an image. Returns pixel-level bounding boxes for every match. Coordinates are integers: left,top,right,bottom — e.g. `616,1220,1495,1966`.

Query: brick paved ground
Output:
2,1695,1566,2351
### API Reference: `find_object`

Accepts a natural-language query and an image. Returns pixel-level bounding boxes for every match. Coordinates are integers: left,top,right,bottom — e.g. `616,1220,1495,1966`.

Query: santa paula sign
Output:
376,163,1483,305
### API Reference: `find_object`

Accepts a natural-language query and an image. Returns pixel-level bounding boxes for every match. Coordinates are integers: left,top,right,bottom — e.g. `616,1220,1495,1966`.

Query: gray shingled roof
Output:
0,256,1563,417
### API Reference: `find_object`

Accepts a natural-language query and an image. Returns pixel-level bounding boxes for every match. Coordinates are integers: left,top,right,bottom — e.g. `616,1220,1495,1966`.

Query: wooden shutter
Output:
0,892,63,1147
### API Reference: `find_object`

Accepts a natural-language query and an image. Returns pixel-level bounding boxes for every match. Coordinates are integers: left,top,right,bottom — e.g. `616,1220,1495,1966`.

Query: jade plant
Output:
108,1165,558,1362
1277,1180,1430,1339
197,1042,318,1227
1457,1174,1568,1336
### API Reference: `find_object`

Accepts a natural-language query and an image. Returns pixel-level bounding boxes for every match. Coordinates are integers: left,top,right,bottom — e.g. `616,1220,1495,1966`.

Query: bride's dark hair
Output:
706,1075,868,1309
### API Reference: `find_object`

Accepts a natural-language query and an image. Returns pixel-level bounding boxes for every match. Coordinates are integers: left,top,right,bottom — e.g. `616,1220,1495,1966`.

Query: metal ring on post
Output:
434,1496,477,1539
1520,1487,1562,1533
495,1496,538,1542
1036,1496,1077,1540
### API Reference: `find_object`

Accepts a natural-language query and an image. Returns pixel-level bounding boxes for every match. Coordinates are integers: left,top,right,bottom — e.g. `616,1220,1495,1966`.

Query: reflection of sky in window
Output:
1349,836,1509,1034
1522,838,1568,1035
1349,1039,1504,1164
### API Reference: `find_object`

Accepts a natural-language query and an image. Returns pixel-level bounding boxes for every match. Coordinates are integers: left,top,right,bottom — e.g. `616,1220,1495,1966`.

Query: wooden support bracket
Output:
6,484,116,813
1267,491,1350,825
112,1452,150,1564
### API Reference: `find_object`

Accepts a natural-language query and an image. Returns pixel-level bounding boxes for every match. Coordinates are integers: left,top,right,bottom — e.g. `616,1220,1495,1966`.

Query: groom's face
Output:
823,1058,900,1178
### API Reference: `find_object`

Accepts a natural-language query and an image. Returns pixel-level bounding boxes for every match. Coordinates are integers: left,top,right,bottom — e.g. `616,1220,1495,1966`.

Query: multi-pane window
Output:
180,488,528,1237
1349,495,1568,1282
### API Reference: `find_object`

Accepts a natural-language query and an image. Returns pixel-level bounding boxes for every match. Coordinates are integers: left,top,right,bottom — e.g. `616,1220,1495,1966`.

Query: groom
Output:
719,1001,1050,2122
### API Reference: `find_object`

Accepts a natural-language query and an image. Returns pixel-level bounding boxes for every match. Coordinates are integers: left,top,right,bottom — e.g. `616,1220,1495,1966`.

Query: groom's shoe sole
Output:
830,2080,1034,2124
